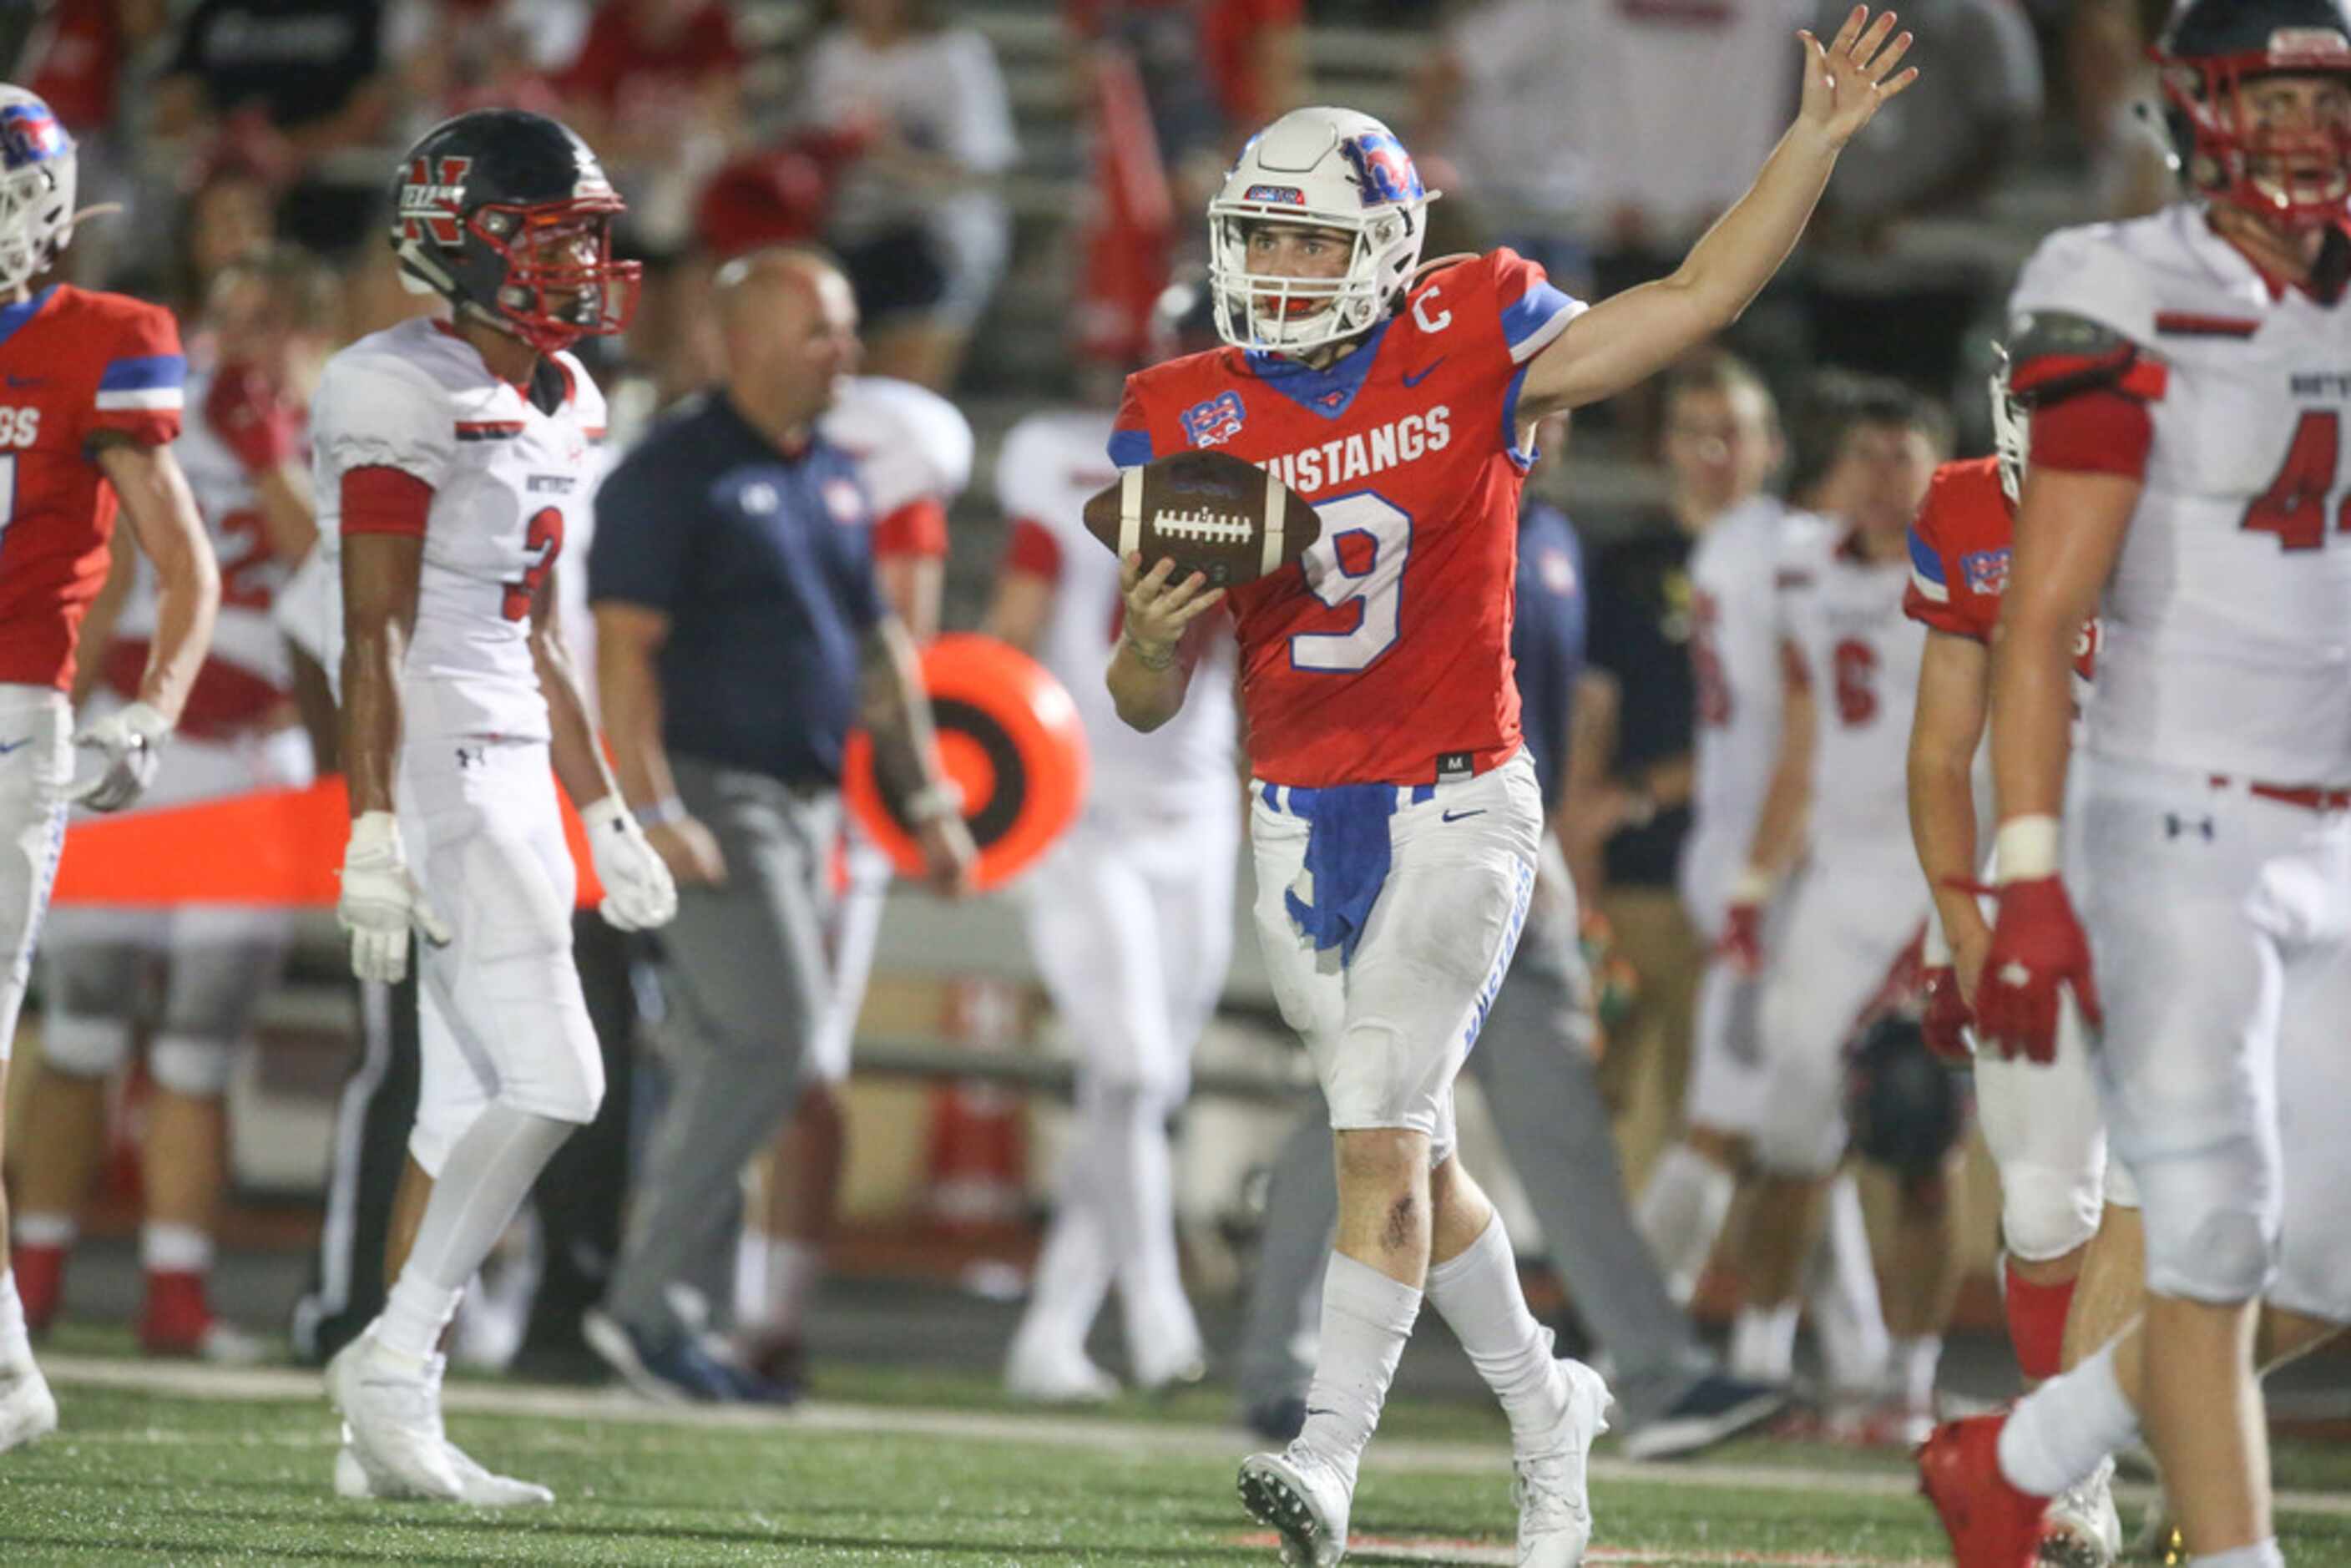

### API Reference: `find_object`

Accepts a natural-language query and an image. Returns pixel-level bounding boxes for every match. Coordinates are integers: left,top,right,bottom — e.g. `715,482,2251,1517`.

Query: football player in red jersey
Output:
0,83,222,1455
1901,370,2140,1562
1105,12,1917,1564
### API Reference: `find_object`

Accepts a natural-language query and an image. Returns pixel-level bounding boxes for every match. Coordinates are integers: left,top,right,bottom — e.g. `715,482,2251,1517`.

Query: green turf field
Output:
4,1352,2348,1565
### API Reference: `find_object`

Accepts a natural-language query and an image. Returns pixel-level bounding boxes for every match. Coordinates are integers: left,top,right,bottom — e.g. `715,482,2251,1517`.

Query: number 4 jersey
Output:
1112,248,1585,787
311,316,604,743
2009,204,2351,782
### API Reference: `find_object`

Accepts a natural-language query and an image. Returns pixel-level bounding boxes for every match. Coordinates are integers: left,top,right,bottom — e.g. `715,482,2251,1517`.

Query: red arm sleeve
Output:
341,467,433,538
872,498,950,562
2029,392,2155,481
1004,518,1063,582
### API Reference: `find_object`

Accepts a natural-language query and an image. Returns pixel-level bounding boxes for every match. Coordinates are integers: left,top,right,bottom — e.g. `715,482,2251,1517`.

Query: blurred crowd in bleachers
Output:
18,0,2177,509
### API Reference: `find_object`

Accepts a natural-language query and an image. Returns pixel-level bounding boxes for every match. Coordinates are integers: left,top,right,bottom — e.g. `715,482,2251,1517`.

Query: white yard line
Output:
39,1353,2351,1522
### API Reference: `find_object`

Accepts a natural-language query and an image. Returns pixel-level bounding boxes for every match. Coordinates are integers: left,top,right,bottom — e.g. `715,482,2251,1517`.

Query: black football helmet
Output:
388,109,640,353
1844,1014,1972,1180
2157,0,2351,228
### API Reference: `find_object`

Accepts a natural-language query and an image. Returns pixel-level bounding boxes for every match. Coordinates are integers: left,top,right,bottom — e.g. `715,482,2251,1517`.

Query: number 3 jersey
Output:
2009,205,2351,782
310,316,604,743
1776,525,1922,860
1111,248,1585,787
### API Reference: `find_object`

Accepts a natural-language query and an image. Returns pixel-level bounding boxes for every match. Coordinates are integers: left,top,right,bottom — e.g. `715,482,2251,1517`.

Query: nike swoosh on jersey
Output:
1441,808,1485,822
1401,358,1447,388
0,738,28,754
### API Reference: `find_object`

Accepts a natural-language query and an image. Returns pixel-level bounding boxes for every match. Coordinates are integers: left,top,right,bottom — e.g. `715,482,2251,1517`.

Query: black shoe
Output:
1243,1394,1307,1444
1619,1373,1787,1460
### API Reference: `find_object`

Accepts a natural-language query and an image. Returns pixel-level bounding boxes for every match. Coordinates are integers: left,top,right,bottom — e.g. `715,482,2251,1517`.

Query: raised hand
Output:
1797,6,1919,149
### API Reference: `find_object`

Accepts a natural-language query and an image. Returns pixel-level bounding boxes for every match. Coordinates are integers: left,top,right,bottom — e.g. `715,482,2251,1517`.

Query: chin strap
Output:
2314,219,2351,306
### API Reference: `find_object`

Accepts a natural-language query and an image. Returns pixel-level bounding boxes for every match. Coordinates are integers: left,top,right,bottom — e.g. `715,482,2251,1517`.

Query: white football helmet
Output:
1207,107,1437,355
1989,345,2026,505
0,86,74,292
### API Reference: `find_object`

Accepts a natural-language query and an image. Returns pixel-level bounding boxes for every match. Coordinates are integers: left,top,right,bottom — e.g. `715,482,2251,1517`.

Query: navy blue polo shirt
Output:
1512,499,1587,815
589,391,883,787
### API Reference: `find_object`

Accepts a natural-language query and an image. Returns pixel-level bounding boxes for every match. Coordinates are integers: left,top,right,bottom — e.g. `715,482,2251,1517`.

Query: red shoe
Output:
9,1242,65,1334
139,1270,261,1363
1917,1414,2048,1568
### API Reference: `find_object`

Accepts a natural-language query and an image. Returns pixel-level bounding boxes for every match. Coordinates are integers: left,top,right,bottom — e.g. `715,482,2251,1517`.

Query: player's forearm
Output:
1676,121,1840,330
1106,633,1190,733
339,627,405,817
533,632,616,812
594,640,679,815
252,466,319,564
1909,739,1989,953
860,618,952,807
138,523,221,725
1989,610,2078,830
1745,709,1815,881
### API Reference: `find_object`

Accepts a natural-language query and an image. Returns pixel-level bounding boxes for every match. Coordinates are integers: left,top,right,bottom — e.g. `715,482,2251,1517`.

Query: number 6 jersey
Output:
1111,249,1584,787
2009,204,2351,782
310,316,605,743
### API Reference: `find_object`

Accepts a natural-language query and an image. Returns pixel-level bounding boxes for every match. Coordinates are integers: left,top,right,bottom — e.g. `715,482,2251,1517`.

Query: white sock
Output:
733,1230,769,1329
1730,1301,1800,1384
0,1270,28,1366
1426,1216,1567,1453
141,1222,212,1274
1297,1251,1421,1474
1636,1143,1734,1305
377,1103,575,1359
761,1237,822,1338
13,1212,74,1250
1807,1172,1889,1395
1998,1338,2139,1498
2188,1544,2284,1568
1889,1334,1941,1410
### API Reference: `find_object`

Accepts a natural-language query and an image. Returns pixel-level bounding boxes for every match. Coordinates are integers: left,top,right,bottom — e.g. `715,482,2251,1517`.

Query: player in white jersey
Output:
984,298,1241,1401
1922,6,2351,1563
1721,383,1948,1438
12,247,334,1363
731,373,975,1382
315,109,675,1505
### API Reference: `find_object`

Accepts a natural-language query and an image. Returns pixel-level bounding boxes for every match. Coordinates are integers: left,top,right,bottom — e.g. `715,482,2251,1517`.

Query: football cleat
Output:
1513,1359,1610,1567
334,1428,554,1506
326,1336,463,1501
1238,1442,1353,1566
1619,1371,1787,1461
0,1360,58,1454
1005,1338,1120,1405
2040,1456,2121,1566
583,1309,739,1404
1919,1413,2049,1568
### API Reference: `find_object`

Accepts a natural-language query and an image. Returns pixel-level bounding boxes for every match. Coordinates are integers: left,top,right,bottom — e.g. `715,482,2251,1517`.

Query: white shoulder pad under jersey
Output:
822,375,975,518
312,317,607,743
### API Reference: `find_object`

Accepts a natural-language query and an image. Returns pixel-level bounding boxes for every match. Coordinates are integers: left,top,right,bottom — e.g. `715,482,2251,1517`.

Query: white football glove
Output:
68,701,170,812
582,796,678,931
338,811,453,984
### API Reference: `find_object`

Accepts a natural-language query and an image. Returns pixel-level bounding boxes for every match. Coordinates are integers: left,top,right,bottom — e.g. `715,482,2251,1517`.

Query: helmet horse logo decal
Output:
398,156,474,246
1338,133,1424,208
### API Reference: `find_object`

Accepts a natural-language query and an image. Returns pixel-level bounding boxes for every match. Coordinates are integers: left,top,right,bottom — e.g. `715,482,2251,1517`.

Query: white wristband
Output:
904,781,963,825
635,797,687,829
1994,815,2062,883
349,809,401,856
1731,865,1773,904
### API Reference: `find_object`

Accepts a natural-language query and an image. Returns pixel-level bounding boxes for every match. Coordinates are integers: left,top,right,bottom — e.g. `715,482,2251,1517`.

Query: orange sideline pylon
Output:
49,775,609,908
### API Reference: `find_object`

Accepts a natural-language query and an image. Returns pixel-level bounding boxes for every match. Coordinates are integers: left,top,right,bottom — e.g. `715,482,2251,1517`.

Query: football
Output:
1081,450,1321,588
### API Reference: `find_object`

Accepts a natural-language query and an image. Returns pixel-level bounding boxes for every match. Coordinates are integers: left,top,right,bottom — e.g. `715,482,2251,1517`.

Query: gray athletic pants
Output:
1236,857,1717,1429
604,756,839,1339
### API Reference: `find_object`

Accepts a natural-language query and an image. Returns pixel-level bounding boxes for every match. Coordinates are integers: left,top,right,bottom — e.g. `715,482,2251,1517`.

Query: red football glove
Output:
1718,898,1765,975
205,362,299,475
1919,964,1973,1064
1973,876,2100,1065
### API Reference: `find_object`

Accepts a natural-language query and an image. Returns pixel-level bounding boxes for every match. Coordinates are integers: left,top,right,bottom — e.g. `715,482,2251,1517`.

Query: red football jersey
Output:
1904,455,2096,680
1112,248,1583,787
0,284,185,691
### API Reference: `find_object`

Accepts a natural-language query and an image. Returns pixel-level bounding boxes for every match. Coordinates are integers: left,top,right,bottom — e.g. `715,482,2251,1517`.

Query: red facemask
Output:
471,196,641,352
2160,48,2351,230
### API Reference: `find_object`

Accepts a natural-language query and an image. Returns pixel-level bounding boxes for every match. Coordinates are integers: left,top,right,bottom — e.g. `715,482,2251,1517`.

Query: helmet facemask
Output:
1207,207,1418,355
2161,44,2351,229
0,97,76,293
1988,347,2027,506
470,199,640,352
